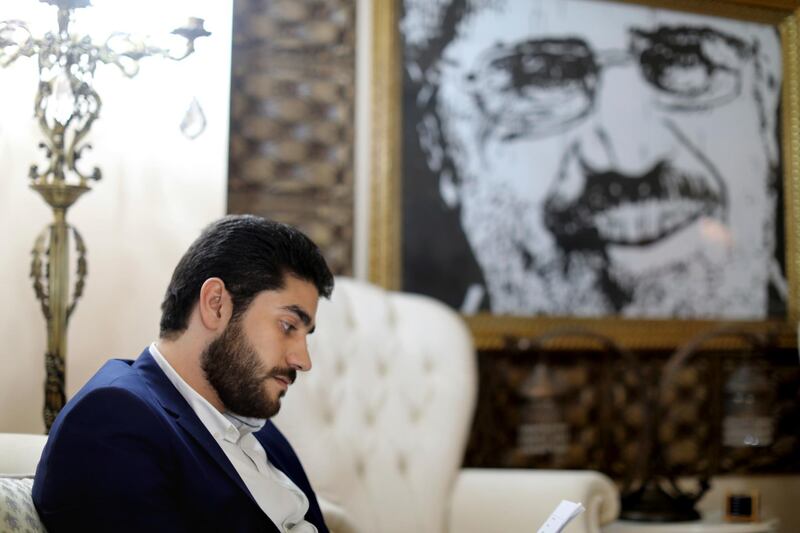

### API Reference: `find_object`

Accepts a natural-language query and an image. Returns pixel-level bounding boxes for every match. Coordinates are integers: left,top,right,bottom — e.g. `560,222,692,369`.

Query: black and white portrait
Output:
400,0,786,320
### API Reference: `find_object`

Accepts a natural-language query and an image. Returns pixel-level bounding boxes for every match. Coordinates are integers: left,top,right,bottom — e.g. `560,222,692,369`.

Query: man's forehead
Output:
444,0,775,57
250,278,319,311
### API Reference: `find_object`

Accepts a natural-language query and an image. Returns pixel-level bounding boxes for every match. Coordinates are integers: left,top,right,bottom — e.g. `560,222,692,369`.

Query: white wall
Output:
0,0,232,433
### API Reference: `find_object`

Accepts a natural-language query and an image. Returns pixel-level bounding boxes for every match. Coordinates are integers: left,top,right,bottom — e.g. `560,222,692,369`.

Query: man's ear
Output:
198,277,230,331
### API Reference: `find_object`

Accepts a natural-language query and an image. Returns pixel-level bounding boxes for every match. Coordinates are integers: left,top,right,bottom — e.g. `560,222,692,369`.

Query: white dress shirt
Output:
149,343,317,533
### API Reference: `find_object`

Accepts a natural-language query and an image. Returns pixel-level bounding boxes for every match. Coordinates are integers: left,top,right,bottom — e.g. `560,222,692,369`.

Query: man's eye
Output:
640,54,740,110
632,26,747,111
280,321,296,334
469,38,598,139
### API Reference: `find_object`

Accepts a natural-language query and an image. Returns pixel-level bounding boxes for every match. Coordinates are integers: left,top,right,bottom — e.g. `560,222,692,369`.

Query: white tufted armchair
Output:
273,278,619,533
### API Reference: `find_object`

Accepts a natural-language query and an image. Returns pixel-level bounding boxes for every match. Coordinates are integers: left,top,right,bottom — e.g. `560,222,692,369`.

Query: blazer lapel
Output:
255,423,327,531
132,348,258,506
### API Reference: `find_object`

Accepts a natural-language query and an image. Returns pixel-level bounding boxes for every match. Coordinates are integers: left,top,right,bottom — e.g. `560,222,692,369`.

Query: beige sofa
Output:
0,432,47,532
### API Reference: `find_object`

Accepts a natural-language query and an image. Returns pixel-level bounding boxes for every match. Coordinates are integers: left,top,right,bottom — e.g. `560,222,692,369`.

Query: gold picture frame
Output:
369,0,800,350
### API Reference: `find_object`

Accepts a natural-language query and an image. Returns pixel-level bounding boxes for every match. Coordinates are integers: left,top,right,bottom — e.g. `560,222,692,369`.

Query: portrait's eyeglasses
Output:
463,26,754,140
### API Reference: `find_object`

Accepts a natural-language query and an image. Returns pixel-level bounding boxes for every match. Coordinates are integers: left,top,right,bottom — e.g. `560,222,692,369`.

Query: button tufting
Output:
397,453,407,475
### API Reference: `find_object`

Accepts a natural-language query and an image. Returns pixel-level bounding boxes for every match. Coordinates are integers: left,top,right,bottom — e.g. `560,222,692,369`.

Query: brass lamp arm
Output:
0,20,36,68
97,34,166,78
98,21,211,78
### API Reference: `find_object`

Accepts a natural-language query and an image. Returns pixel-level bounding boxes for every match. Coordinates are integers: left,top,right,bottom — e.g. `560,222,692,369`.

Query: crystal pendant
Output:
180,97,206,140
46,69,76,126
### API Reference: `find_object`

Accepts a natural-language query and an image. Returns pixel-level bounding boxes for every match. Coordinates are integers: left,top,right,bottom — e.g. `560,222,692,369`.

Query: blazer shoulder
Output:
48,383,170,444
47,357,170,448
62,358,151,408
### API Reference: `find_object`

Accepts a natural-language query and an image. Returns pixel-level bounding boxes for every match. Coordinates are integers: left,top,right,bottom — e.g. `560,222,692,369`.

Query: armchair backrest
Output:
273,278,478,533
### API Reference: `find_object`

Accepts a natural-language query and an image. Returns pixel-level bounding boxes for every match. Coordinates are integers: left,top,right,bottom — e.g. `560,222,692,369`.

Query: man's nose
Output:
287,337,312,372
579,64,672,173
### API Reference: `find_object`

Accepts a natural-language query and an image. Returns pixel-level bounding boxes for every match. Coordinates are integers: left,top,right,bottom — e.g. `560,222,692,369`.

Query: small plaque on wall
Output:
725,491,760,522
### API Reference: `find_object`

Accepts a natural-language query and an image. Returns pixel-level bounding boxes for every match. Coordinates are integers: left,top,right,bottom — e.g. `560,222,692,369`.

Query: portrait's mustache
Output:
545,159,724,247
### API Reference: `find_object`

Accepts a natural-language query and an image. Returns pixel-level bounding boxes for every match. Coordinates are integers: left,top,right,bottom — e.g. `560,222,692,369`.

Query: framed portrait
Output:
368,0,800,349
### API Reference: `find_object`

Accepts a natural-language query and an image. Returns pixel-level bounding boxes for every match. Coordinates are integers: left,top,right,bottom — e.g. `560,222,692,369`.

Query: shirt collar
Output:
224,412,266,436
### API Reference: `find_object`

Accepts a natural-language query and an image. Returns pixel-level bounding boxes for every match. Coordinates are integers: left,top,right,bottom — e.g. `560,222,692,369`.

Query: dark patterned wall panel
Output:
467,350,648,479
465,347,800,479
227,0,356,275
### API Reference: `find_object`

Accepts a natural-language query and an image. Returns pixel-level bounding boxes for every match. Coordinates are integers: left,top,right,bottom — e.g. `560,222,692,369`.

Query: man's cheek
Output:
659,99,768,168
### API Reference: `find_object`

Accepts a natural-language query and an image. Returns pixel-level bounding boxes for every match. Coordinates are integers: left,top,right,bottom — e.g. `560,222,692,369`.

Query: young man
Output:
32,215,334,532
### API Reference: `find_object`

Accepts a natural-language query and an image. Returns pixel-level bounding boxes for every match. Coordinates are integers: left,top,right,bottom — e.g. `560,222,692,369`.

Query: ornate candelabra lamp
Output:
0,0,209,431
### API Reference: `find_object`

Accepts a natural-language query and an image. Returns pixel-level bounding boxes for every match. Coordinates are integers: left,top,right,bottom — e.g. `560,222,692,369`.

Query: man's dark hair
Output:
159,215,334,339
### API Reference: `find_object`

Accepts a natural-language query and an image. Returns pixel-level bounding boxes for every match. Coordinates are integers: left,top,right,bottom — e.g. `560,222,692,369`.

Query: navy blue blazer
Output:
32,348,329,533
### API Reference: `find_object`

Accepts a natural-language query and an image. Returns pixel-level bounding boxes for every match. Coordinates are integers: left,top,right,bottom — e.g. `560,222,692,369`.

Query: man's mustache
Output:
544,159,724,247
263,367,296,384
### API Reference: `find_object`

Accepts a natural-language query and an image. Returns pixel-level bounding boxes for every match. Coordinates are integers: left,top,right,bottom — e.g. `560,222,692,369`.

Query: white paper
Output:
537,500,585,533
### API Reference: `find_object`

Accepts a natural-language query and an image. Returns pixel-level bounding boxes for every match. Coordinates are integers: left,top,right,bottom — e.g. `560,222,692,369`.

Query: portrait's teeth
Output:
594,199,705,243
595,212,612,236
638,199,658,240
659,205,681,230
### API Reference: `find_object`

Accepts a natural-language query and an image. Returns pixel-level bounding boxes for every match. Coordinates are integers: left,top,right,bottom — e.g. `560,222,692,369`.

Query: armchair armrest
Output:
448,468,619,533
318,497,361,533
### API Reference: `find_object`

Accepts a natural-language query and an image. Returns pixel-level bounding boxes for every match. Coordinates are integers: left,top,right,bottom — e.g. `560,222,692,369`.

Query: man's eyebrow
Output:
282,304,315,332
630,25,750,56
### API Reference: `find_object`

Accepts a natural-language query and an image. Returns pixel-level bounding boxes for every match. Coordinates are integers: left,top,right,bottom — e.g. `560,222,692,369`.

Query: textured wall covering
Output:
466,347,800,478
227,0,356,274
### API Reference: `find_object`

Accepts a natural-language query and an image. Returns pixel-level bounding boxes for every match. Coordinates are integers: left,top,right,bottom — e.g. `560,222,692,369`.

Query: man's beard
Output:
200,317,296,419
